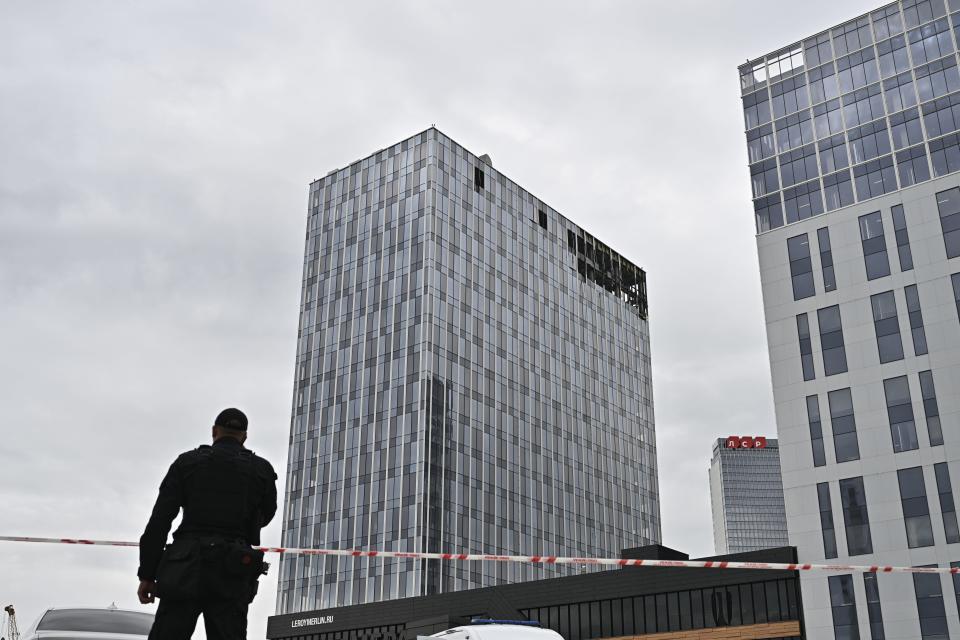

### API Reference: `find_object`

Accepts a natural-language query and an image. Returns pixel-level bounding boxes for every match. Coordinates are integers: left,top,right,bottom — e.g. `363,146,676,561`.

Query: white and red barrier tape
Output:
1,535,957,576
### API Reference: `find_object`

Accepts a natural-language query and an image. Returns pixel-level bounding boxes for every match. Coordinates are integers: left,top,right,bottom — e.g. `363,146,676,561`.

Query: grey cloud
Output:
1,0,879,637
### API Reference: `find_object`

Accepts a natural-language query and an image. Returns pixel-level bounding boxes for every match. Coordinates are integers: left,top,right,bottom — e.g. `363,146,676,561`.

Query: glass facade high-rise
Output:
277,128,659,614
708,437,788,554
741,2,960,638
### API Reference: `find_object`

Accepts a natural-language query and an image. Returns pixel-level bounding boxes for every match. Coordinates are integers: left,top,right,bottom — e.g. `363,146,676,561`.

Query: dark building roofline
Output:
266,546,799,638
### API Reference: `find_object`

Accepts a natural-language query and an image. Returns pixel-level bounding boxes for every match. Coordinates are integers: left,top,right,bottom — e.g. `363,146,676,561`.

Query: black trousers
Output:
148,596,249,640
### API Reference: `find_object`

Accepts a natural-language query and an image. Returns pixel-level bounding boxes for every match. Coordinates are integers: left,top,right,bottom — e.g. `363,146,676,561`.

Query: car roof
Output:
433,624,564,639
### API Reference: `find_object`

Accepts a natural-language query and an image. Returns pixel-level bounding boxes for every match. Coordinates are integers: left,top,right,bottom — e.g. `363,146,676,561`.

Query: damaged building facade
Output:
277,128,658,613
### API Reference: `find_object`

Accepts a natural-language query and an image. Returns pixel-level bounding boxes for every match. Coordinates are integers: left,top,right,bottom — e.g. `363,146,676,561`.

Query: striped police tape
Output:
1,535,955,576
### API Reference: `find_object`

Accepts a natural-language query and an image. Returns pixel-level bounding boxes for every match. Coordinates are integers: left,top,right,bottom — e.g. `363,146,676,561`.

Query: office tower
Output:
277,128,659,614
741,1,960,637
709,437,789,554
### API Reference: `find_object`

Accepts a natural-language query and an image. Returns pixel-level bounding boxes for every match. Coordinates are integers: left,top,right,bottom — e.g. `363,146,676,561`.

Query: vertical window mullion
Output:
818,482,839,558
798,314,817,381
808,395,827,467
864,572,886,640
905,285,928,356
818,227,838,291
934,463,959,543
891,204,914,271
919,370,943,446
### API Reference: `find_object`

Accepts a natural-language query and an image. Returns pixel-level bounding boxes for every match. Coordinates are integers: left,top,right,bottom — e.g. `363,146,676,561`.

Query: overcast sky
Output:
0,1,881,638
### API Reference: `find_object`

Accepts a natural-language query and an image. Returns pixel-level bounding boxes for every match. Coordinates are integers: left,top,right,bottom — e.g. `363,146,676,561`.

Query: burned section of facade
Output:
266,546,804,640
278,127,658,613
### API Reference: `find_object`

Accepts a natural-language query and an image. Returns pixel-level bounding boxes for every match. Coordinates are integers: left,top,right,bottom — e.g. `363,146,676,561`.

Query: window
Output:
755,194,784,232
908,18,954,65
863,573,885,640
771,75,810,119
885,376,918,452
903,0,947,28
815,99,845,138
905,285,927,355
779,144,819,188
804,33,834,69
751,158,780,197
892,205,914,271
890,107,924,150
784,180,825,223
877,34,911,79
930,132,960,177
818,482,838,557
473,166,484,191
872,292,904,363
818,227,837,291
830,388,860,463
913,569,949,640
842,84,885,129
953,273,960,320
810,64,841,104
848,120,892,164
919,371,943,446
809,396,827,467
897,145,931,187
824,169,856,211
829,575,861,640
953,562,960,622
768,46,806,84
840,476,873,555
776,111,815,152
833,17,874,57
854,156,898,200
747,124,776,162
899,467,934,547
798,314,816,381
922,92,960,138
860,211,891,280
537,210,547,230
837,48,880,94
883,71,918,113
788,234,815,300
819,306,848,375
872,4,905,40
819,134,851,173
936,187,960,258
743,89,773,130
915,56,960,102
934,463,959,543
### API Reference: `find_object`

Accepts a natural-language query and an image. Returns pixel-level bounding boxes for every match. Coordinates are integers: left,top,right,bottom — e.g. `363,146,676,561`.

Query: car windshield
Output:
37,609,154,635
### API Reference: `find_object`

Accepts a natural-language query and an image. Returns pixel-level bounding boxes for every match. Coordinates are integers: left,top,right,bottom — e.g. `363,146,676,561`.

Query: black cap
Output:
214,408,248,432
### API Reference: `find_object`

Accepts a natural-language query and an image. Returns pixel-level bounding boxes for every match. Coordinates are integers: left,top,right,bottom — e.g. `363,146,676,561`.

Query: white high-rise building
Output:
741,2,960,638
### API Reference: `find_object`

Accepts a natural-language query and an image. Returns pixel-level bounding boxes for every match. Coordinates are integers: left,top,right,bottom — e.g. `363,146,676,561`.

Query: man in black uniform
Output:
137,408,278,640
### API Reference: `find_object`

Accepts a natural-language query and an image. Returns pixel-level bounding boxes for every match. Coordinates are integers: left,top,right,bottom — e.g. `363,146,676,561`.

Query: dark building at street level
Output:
278,128,658,613
266,546,804,640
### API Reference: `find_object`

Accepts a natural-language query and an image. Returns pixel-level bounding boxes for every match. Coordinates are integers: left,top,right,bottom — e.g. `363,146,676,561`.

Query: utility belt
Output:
154,535,268,603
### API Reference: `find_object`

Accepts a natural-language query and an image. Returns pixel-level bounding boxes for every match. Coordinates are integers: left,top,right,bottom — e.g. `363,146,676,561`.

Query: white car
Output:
428,621,565,639
22,607,155,640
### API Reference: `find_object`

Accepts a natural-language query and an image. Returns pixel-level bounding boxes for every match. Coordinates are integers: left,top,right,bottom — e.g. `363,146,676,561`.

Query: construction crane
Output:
3,605,19,640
